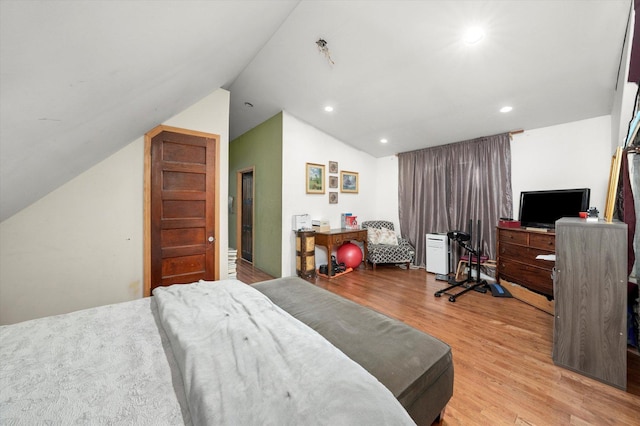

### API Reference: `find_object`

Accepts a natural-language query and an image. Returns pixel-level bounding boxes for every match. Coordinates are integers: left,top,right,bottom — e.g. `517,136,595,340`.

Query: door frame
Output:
143,124,220,297
236,166,255,264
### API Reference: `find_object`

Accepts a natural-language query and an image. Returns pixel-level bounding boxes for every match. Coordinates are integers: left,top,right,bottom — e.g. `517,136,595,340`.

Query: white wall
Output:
281,112,382,276
374,155,401,232
0,141,144,325
0,89,229,325
510,115,612,218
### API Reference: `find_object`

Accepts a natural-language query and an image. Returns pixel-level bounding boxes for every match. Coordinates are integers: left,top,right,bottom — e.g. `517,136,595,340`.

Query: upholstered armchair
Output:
361,221,415,270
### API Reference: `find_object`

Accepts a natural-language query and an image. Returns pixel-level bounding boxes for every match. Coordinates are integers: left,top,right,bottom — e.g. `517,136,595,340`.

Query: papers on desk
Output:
536,254,556,261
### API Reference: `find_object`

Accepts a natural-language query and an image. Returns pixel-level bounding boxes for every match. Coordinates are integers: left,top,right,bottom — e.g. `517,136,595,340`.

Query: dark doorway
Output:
240,169,254,262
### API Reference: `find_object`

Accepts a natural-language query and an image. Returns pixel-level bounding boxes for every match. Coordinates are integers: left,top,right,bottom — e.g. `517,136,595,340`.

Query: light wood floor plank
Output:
238,261,640,425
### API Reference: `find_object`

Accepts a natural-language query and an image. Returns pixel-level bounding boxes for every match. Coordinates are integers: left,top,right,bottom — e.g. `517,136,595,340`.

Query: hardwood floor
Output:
237,261,640,425
236,258,276,283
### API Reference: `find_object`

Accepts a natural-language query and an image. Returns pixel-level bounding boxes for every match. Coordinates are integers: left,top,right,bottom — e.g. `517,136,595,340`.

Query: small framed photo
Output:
329,192,338,204
340,170,359,193
306,163,325,194
329,175,339,188
329,161,339,174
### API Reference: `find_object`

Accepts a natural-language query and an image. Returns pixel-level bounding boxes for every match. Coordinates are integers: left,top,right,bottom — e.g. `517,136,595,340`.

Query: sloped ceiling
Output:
0,0,299,221
0,0,632,222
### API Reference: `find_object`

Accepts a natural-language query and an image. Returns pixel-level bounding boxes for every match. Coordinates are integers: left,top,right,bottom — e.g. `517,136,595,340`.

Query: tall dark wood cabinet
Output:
553,218,627,390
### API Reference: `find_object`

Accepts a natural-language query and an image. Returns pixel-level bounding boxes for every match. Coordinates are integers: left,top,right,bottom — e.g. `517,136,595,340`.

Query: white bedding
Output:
1,279,415,425
0,297,190,425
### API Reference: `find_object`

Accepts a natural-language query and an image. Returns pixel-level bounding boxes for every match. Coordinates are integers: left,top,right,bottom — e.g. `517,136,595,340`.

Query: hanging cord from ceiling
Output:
316,38,335,65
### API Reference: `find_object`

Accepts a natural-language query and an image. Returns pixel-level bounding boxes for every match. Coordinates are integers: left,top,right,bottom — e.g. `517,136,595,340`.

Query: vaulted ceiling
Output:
0,1,632,221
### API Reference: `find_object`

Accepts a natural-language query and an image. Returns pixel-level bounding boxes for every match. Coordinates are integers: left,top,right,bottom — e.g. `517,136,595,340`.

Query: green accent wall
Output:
229,112,283,277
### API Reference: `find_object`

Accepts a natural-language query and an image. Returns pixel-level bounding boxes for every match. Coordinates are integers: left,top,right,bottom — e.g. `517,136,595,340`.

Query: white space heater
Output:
425,233,449,275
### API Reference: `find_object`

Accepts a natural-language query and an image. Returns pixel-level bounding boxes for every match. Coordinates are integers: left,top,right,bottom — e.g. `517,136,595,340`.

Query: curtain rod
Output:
509,129,524,139
394,130,525,156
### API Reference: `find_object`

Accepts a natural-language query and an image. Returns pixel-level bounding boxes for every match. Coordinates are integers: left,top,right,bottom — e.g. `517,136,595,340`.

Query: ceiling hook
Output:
316,38,335,65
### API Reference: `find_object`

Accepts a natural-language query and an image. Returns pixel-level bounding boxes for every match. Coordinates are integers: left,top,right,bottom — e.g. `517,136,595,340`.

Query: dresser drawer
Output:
333,236,347,245
497,226,556,298
498,229,528,245
339,231,363,241
498,260,553,296
529,232,555,251
498,242,554,270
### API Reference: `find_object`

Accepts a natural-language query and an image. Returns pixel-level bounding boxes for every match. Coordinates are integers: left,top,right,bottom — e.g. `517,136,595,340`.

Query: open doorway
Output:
236,168,254,263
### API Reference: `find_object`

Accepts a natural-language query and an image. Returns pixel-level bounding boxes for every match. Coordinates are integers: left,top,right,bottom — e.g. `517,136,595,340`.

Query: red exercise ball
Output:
336,242,363,270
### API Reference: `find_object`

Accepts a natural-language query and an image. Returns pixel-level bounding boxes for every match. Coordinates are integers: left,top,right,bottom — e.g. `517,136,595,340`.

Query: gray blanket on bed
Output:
153,279,415,425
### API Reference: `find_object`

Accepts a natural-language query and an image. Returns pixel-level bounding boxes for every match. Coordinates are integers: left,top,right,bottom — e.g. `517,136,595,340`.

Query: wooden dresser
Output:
496,226,555,298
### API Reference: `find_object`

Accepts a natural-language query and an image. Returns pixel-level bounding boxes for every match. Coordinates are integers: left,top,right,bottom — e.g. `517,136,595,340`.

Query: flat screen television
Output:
518,188,590,229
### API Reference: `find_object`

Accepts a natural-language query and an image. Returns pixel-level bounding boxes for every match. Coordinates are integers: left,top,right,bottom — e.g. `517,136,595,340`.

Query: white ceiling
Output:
0,0,632,221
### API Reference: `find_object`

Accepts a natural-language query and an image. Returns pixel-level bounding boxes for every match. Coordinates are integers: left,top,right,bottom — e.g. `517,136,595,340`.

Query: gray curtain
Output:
398,133,512,270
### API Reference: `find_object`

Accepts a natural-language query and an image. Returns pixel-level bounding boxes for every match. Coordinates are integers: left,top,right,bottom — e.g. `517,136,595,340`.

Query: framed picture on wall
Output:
306,163,325,194
340,170,358,193
329,161,339,174
329,192,338,204
329,175,338,188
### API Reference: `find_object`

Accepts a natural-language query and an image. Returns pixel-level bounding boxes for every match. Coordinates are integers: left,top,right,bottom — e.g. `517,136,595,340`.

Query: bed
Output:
0,278,452,425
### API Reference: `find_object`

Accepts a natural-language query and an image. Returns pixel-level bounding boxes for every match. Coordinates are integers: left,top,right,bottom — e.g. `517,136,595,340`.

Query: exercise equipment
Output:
337,242,363,269
434,220,488,302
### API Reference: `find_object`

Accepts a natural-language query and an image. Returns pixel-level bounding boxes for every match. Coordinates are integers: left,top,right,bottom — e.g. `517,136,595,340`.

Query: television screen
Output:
519,188,590,229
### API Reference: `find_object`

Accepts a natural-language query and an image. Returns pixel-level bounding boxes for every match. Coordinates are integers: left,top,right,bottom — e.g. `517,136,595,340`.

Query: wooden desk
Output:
314,228,368,277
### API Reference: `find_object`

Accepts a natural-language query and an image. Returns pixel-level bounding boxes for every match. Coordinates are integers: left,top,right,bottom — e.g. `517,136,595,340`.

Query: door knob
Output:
208,236,215,243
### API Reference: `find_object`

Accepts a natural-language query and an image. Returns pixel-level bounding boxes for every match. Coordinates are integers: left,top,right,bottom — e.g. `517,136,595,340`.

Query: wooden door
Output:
241,170,253,262
144,125,219,295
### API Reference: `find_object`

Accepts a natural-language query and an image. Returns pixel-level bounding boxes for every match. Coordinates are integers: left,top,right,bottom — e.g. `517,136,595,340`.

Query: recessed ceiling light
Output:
500,106,513,113
380,138,388,144
463,27,485,44
324,106,334,112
